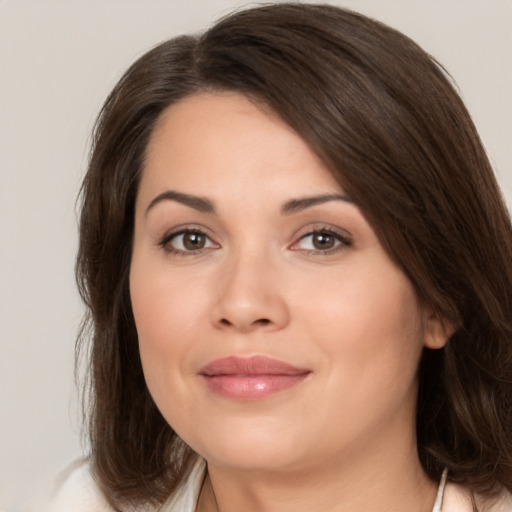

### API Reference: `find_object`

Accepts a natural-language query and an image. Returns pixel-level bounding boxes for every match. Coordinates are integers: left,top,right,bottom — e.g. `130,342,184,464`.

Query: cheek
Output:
129,265,216,441
129,259,206,400
296,259,425,381
131,261,205,345
295,265,425,442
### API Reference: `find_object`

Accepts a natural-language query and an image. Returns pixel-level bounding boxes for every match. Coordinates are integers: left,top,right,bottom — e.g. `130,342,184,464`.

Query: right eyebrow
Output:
145,190,216,216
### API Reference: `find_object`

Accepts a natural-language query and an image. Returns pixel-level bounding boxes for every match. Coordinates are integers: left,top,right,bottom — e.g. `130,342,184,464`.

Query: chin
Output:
181,415,313,472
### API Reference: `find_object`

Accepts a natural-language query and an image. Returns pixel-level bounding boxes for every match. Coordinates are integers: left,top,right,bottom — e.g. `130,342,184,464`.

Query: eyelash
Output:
290,228,352,255
158,227,352,256
158,228,218,256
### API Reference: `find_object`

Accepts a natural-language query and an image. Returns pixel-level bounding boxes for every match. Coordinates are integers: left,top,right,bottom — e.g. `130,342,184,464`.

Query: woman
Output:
49,3,512,511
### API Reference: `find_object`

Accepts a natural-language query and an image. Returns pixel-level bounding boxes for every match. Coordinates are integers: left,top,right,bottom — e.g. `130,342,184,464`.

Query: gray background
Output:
1,0,511,509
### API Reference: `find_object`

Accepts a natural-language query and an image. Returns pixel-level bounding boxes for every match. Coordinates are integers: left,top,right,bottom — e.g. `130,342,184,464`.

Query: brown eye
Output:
290,228,351,254
182,232,206,250
162,229,218,254
312,232,336,250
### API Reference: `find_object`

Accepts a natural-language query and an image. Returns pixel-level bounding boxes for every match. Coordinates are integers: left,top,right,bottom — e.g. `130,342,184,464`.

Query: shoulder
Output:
443,481,512,512
160,457,206,512
44,457,206,512
44,459,115,512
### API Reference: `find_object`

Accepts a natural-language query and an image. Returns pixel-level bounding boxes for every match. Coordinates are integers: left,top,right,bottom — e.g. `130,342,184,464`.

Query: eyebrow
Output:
281,194,353,214
145,190,216,215
145,190,353,216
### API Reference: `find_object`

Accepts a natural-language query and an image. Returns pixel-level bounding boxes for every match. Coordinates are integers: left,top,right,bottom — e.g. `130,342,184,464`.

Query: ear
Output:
423,311,456,350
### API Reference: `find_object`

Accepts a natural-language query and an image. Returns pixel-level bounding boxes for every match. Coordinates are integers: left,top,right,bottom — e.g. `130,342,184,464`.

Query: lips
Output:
198,355,311,400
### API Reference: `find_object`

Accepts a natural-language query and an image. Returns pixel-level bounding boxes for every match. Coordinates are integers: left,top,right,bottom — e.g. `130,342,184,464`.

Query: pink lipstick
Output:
199,355,310,400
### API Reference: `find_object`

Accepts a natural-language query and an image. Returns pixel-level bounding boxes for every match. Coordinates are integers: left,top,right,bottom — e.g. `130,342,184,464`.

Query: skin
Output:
130,92,449,512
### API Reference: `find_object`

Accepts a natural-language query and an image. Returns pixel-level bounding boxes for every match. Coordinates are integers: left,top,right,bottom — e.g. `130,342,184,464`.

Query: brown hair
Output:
76,3,512,509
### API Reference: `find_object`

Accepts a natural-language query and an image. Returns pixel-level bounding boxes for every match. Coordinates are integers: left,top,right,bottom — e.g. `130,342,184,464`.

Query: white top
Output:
45,458,512,512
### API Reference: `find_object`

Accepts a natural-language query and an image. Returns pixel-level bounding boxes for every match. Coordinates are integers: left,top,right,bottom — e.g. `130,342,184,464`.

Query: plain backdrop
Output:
1,0,511,509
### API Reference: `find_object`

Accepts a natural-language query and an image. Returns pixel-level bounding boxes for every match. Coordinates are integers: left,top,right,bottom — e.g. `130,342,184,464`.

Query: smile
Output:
198,355,311,400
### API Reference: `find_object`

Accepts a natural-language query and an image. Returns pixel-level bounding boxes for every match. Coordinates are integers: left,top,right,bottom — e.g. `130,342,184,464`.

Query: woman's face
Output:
130,92,441,473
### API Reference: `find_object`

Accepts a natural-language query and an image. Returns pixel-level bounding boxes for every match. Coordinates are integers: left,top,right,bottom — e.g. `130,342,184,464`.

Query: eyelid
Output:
289,225,353,254
157,225,220,255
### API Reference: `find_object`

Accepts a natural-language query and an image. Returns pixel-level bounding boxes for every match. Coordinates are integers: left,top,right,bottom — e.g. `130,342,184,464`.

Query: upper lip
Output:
199,355,310,376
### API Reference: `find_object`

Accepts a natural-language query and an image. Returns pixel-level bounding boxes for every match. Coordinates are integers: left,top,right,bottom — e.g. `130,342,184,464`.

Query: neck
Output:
196,434,437,512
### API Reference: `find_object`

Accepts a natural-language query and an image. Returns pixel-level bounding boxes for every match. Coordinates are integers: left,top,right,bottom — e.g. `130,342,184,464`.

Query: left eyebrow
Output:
281,194,353,215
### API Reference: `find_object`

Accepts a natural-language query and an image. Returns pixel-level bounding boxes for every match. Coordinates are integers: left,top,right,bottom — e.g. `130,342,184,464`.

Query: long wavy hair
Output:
76,3,512,510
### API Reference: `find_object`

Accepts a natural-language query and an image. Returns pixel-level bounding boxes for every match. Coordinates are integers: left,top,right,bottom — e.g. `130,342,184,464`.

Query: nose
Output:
210,251,290,333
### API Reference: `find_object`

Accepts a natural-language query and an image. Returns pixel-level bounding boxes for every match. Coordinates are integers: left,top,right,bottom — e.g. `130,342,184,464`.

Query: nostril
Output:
217,317,271,329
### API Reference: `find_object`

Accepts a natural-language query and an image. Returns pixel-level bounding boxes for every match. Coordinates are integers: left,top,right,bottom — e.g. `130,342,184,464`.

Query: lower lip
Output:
200,373,310,400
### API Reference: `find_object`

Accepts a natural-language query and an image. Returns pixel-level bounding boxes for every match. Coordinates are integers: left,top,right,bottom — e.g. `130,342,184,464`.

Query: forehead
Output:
140,92,342,203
